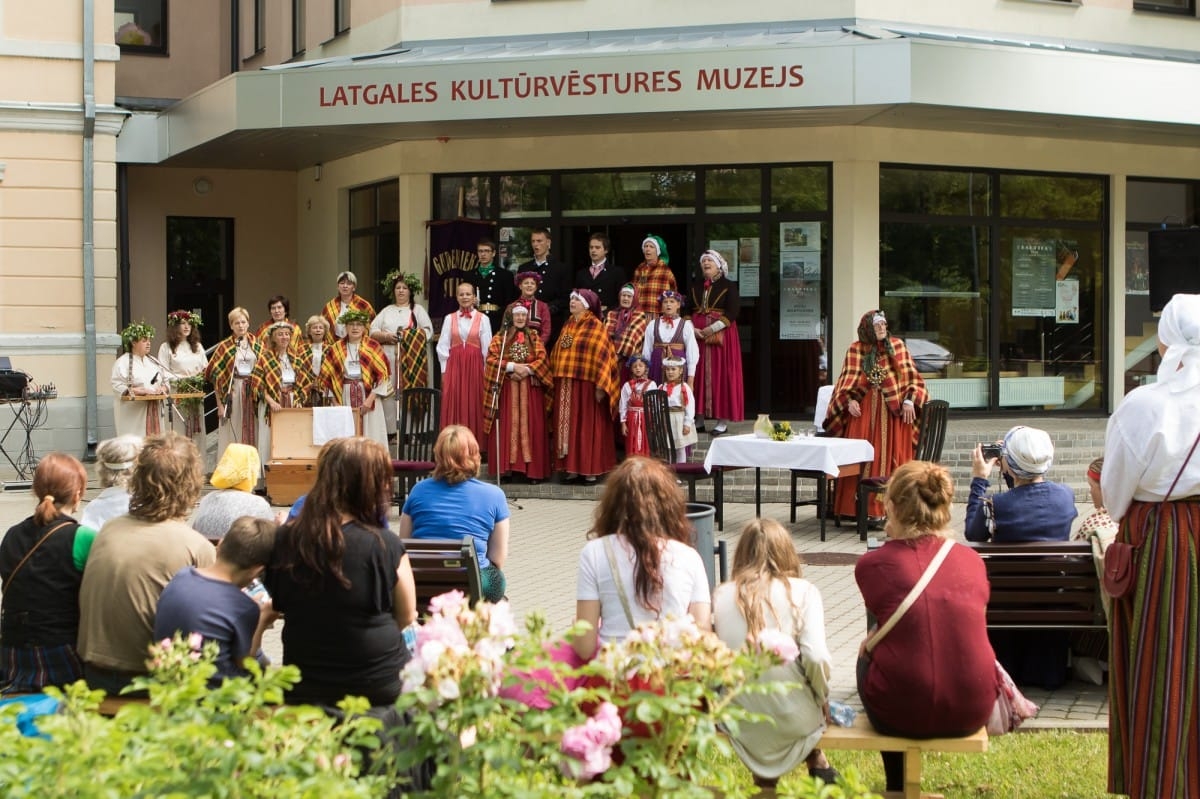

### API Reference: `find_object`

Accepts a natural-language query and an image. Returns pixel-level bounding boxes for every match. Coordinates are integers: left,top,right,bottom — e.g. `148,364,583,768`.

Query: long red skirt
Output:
692,315,744,421
440,344,487,452
1109,499,1200,798
487,378,550,479
832,388,916,518
552,378,616,478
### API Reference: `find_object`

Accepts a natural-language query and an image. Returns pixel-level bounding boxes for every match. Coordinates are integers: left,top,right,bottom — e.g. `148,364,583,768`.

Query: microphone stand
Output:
145,354,185,424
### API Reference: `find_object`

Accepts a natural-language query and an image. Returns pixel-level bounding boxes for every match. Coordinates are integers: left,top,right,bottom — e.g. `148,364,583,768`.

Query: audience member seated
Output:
79,435,143,531
964,425,1077,543
155,516,280,683
263,436,417,707
190,443,278,544
855,461,997,794
397,425,509,602
571,457,711,661
77,433,216,695
0,454,95,692
964,425,1077,689
712,518,838,791
1069,456,1116,684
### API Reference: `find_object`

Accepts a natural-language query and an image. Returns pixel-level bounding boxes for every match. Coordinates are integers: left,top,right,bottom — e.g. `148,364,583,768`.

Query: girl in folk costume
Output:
506,271,553,347
483,305,553,482
111,320,168,439
605,283,651,385
437,282,494,450
252,321,315,465
253,295,304,346
549,289,620,482
205,307,260,465
632,235,677,316
370,270,434,441
824,310,928,521
619,354,656,458
321,270,376,342
321,309,390,448
300,315,330,406
158,310,208,453
662,357,698,463
642,290,699,387
690,250,744,434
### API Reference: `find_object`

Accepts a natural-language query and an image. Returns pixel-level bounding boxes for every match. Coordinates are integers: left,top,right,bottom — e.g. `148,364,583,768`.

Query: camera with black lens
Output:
980,443,1004,461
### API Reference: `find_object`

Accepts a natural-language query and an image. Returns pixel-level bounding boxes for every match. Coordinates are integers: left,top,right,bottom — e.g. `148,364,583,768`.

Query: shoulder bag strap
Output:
602,536,637,629
5,520,72,587
864,537,955,654
1163,430,1200,503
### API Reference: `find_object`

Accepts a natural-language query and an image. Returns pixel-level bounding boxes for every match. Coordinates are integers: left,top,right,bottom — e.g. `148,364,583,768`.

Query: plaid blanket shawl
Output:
321,338,390,404
252,348,314,407
824,337,929,443
483,328,553,431
394,327,430,392
605,308,651,358
321,295,376,343
550,313,619,411
205,334,260,403
632,260,677,316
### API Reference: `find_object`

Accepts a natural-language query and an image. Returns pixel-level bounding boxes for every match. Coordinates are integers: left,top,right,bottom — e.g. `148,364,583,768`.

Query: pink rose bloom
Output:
756,628,799,662
428,590,467,616
560,701,622,779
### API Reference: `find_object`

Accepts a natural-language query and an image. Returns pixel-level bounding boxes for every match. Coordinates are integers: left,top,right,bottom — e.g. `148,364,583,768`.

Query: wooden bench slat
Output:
819,715,988,754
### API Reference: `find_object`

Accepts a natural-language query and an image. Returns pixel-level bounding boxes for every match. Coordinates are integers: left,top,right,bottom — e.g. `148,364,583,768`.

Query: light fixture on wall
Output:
314,163,323,182
192,177,212,195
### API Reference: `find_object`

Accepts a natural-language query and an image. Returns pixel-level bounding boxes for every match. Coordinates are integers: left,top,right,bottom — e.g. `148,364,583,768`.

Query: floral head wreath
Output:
338,308,372,326
381,269,423,296
120,320,156,350
167,309,202,328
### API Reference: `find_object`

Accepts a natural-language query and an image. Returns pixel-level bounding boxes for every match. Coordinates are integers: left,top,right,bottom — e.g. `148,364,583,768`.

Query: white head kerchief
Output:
701,250,728,278
1157,293,1200,394
1002,425,1054,479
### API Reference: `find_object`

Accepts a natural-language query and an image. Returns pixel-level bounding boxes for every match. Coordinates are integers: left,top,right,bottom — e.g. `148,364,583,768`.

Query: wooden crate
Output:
264,408,361,506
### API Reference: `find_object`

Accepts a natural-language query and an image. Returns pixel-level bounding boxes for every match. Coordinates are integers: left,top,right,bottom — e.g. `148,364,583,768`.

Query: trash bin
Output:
686,502,718,590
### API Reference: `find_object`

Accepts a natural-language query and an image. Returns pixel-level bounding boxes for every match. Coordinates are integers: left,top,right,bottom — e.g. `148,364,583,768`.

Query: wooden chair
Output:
642,388,724,529
401,536,484,617
855,399,950,540
391,387,440,505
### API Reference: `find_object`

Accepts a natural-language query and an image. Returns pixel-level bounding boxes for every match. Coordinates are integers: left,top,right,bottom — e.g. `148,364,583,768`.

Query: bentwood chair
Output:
855,399,950,540
391,387,440,505
643,388,725,529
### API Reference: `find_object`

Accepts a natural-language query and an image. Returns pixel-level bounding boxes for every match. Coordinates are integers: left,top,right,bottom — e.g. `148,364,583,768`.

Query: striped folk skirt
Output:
1108,498,1200,798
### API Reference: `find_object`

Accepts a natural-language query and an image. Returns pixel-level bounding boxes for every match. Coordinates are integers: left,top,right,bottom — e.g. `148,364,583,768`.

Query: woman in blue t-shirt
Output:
398,425,510,602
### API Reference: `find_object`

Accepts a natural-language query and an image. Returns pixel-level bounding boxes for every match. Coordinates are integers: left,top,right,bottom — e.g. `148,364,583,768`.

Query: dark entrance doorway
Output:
560,223,693,295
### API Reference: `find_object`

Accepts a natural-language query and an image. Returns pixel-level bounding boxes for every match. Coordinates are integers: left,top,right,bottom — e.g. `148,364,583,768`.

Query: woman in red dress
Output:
437,282,493,451
690,250,744,434
483,305,552,482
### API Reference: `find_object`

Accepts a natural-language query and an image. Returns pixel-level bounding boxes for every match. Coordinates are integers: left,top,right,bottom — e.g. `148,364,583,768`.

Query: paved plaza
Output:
0,474,1107,731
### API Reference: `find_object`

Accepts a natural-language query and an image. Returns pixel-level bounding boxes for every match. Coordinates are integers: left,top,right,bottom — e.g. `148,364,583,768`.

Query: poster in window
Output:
1011,237,1056,317
738,237,760,297
1125,237,1149,295
708,239,739,282
1056,279,1080,325
779,222,822,340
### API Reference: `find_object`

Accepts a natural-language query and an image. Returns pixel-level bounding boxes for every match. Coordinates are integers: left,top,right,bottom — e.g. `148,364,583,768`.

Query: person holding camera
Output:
964,425,1077,544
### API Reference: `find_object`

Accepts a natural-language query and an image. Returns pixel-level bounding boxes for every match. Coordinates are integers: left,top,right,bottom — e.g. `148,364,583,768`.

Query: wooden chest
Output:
264,408,361,506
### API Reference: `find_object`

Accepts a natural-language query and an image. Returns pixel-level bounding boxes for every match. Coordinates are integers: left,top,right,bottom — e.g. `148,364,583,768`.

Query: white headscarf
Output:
1156,293,1200,394
1002,426,1054,479
700,250,729,278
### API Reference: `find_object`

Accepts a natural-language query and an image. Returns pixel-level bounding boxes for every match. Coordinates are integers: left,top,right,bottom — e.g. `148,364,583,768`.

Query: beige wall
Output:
115,0,226,101
125,166,300,339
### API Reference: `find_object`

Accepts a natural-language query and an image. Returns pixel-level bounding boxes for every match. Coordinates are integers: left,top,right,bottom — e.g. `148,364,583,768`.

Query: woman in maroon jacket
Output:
854,460,996,793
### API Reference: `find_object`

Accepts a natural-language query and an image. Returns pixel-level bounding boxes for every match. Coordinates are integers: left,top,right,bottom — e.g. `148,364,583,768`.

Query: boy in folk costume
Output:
661,357,697,463
619,355,656,458
642,290,699,387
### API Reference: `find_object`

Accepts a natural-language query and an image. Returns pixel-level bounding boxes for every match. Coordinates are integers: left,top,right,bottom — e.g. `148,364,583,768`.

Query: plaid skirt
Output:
0,643,84,693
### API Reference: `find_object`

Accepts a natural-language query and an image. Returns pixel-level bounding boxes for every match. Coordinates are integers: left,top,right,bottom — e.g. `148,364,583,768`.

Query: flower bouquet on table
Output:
168,374,206,413
393,590,798,798
770,421,793,441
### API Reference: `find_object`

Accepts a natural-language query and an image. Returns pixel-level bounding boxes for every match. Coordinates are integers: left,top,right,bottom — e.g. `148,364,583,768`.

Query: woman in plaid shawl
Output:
252,321,315,464
632,235,678,316
204,307,260,466
824,310,928,520
321,309,390,449
370,271,433,441
483,305,552,482
605,283,651,385
550,289,620,482
320,270,376,342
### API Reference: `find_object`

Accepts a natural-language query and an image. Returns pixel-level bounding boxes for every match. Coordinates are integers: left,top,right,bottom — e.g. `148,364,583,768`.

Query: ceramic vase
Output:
753,413,773,438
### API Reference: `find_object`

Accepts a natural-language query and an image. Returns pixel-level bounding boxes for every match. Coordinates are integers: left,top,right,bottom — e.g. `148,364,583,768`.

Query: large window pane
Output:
999,174,1104,221
349,180,399,307
706,168,761,213
881,223,991,407
115,0,167,52
561,170,695,217
500,175,551,218
436,176,492,220
770,167,828,213
880,168,991,216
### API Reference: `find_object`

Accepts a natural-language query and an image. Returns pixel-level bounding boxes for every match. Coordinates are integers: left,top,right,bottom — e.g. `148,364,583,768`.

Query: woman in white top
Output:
712,518,837,789
572,457,711,660
111,321,168,438
369,271,434,439
157,310,208,460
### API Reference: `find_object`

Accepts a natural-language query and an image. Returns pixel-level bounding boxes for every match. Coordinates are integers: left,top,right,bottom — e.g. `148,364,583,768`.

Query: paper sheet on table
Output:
312,406,355,445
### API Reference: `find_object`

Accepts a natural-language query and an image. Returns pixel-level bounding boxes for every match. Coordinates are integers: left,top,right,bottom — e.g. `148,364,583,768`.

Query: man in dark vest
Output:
466,239,515,333
518,228,569,345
